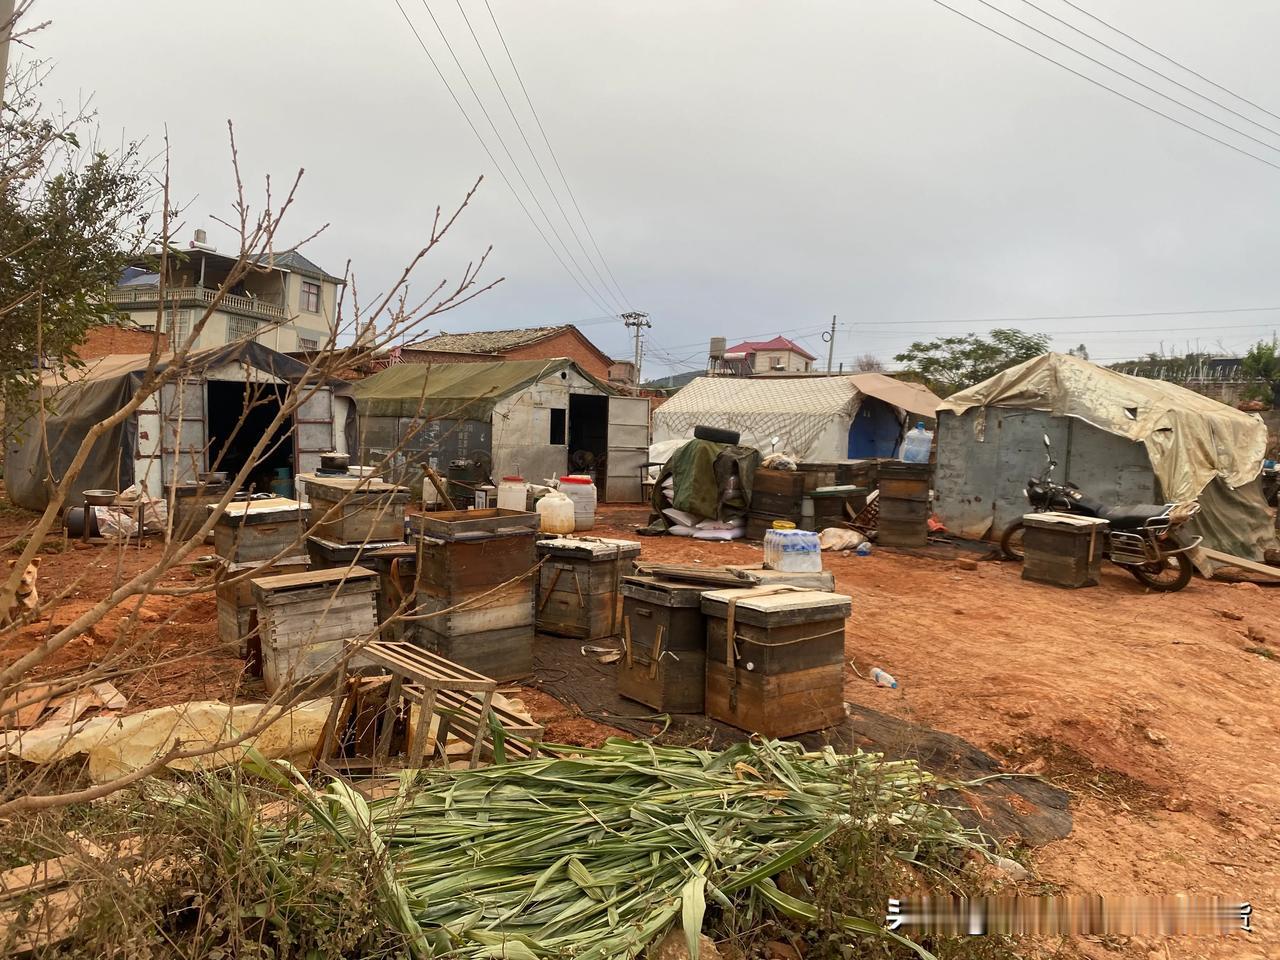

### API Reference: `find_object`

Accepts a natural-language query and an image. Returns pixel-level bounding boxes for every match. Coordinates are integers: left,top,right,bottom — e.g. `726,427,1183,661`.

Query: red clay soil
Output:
4,501,1277,958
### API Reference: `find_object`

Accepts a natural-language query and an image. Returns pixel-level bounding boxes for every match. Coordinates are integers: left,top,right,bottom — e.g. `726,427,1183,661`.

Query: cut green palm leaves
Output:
256,738,986,959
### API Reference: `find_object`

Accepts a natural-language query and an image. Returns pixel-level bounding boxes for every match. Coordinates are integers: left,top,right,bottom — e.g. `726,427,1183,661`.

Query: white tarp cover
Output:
939,353,1266,502
651,376,861,458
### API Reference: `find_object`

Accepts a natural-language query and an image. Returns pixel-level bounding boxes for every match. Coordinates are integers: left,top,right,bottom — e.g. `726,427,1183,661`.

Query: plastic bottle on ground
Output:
855,541,872,556
870,667,898,689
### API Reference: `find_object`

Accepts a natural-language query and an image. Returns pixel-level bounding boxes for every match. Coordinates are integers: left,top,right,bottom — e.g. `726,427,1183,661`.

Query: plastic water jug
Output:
762,521,822,572
497,476,527,512
558,475,597,531
536,490,576,534
900,422,934,463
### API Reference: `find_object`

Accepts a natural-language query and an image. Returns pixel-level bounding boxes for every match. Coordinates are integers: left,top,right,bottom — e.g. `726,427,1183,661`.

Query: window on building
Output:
549,408,567,445
301,280,321,313
164,309,190,345
228,316,260,342
298,336,318,350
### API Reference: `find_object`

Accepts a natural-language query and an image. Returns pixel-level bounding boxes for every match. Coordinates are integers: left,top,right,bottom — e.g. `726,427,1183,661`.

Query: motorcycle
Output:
1000,435,1202,592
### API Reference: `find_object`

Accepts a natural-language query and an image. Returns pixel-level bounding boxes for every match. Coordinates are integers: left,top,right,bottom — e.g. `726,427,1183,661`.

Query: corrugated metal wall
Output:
935,408,1158,539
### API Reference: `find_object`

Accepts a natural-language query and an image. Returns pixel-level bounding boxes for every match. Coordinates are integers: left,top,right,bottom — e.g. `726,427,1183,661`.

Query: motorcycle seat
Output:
1101,504,1168,530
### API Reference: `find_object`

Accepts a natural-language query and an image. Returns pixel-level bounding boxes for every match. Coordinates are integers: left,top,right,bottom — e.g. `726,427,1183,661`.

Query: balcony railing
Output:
108,285,287,321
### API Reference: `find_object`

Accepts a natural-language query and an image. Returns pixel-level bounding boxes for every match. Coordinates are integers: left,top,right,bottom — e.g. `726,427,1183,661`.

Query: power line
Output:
928,0,1280,173
841,304,1280,328
450,0,626,312
393,0,621,319
414,0,622,313
1014,0,1280,142
482,0,632,308
1058,0,1280,128
966,0,1280,158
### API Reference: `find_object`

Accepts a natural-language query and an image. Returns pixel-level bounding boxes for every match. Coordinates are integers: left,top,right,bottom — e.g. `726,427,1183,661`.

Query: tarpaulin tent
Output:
344,358,650,500
5,342,341,511
650,374,940,460
934,352,1276,570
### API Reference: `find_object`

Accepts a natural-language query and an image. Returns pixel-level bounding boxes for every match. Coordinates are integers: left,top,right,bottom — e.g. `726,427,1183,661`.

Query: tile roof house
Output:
395,324,616,381
722,335,817,375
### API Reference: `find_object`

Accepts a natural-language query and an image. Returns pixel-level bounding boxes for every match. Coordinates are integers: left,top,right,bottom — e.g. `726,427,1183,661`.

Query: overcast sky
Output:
28,0,1280,376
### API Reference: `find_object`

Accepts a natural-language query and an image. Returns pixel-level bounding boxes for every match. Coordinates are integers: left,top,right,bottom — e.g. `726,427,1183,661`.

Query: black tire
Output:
999,521,1026,561
1128,552,1194,592
693,424,740,445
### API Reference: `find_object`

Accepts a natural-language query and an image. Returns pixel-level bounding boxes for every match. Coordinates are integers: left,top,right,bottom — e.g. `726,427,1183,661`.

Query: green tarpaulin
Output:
647,438,761,531
348,358,612,420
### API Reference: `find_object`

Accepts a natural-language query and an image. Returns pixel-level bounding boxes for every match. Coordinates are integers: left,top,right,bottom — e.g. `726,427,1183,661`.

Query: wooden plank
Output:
1200,547,1280,578
251,565,378,594
0,854,77,898
361,641,498,689
1,683,54,729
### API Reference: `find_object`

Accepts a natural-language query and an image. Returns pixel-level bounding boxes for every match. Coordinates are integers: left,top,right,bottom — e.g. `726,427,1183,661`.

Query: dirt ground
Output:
3,501,1277,958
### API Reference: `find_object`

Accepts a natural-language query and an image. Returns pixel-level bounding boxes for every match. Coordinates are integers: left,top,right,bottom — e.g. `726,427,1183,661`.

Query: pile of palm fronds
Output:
253,739,988,959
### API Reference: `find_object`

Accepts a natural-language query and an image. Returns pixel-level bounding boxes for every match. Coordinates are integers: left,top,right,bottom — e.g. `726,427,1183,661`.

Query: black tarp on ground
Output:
5,342,331,511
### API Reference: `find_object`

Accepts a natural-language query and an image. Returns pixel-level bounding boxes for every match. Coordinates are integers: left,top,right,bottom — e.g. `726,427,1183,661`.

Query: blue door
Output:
848,397,902,458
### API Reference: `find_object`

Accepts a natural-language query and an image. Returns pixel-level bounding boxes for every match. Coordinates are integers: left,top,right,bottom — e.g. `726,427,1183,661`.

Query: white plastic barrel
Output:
536,490,576,534
497,476,528,511
558,475,597,531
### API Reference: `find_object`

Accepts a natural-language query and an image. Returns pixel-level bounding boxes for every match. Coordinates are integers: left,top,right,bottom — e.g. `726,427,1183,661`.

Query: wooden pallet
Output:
403,685,543,763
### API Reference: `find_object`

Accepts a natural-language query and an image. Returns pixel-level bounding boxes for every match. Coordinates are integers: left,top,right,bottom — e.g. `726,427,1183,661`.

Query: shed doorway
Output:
207,380,294,494
568,393,608,481
848,397,901,458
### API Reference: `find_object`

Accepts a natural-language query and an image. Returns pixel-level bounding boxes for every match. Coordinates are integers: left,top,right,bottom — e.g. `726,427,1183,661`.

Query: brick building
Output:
393,325,616,382
75,323,168,360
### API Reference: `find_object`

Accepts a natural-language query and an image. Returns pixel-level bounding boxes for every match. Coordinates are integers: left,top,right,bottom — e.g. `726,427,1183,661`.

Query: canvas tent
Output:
6,342,344,511
934,352,1276,569
650,373,940,460
345,358,650,501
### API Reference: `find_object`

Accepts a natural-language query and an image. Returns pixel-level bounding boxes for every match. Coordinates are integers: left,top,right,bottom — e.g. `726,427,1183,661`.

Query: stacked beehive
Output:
212,497,311,655
746,469,806,540
876,462,933,547
410,508,539,682
300,475,411,569
535,537,641,641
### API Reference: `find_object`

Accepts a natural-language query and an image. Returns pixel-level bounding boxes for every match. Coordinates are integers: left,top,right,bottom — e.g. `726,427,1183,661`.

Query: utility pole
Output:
0,0,16,106
822,315,836,374
621,311,651,385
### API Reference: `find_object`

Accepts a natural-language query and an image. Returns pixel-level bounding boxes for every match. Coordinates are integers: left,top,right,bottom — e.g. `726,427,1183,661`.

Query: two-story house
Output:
109,231,344,353
723,336,816,374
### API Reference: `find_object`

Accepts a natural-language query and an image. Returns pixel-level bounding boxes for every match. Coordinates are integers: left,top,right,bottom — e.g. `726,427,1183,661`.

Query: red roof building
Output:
723,335,817,374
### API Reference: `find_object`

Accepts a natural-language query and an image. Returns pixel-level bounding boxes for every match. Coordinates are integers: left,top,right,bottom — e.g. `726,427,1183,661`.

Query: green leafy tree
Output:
894,327,1052,396
1240,341,1280,403
0,61,153,420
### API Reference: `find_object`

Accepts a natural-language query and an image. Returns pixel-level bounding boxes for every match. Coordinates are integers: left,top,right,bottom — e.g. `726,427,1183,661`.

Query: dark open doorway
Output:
848,396,902,458
207,380,294,494
568,393,608,482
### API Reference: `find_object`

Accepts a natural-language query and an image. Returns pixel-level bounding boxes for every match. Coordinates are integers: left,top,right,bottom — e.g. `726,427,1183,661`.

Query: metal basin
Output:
83,489,118,506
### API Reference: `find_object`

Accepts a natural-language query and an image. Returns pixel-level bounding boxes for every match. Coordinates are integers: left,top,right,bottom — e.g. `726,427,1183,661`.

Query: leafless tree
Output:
853,353,883,372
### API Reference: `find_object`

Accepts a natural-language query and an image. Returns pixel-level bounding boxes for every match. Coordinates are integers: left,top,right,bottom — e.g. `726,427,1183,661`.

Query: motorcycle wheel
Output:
999,521,1026,561
1128,552,1193,592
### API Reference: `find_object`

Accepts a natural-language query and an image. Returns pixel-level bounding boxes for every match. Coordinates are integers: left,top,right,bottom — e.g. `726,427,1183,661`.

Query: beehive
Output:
411,513,539,681
1021,513,1109,588
536,537,641,640
212,498,310,564
300,475,410,544
214,555,310,655
617,576,706,713
251,566,379,693
701,588,850,737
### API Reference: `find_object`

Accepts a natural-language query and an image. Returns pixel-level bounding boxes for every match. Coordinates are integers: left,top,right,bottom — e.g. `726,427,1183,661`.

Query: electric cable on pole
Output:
622,311,651,386
822,315,837,373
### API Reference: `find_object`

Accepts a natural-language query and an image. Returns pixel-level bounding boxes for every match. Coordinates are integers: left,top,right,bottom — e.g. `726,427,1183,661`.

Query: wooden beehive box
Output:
251,566,380,693
412,530,538,681
214,555,310,654
306,534,406,571
410,508,538,542
701,588,851,737
213,498,310,564
810,485,869,528
172,481,230,542
617,575,707,713
1022,513,1109,588
876,497,931,547
366,544,417,642
301,476,410,544
536,537,642,640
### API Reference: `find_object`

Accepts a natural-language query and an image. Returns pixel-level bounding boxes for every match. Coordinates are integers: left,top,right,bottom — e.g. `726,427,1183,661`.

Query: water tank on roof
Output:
709,336,726,360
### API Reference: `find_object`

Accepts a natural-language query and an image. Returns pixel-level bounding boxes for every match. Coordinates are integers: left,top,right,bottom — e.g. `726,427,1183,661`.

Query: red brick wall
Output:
76,325,168,359
500,329,612,381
